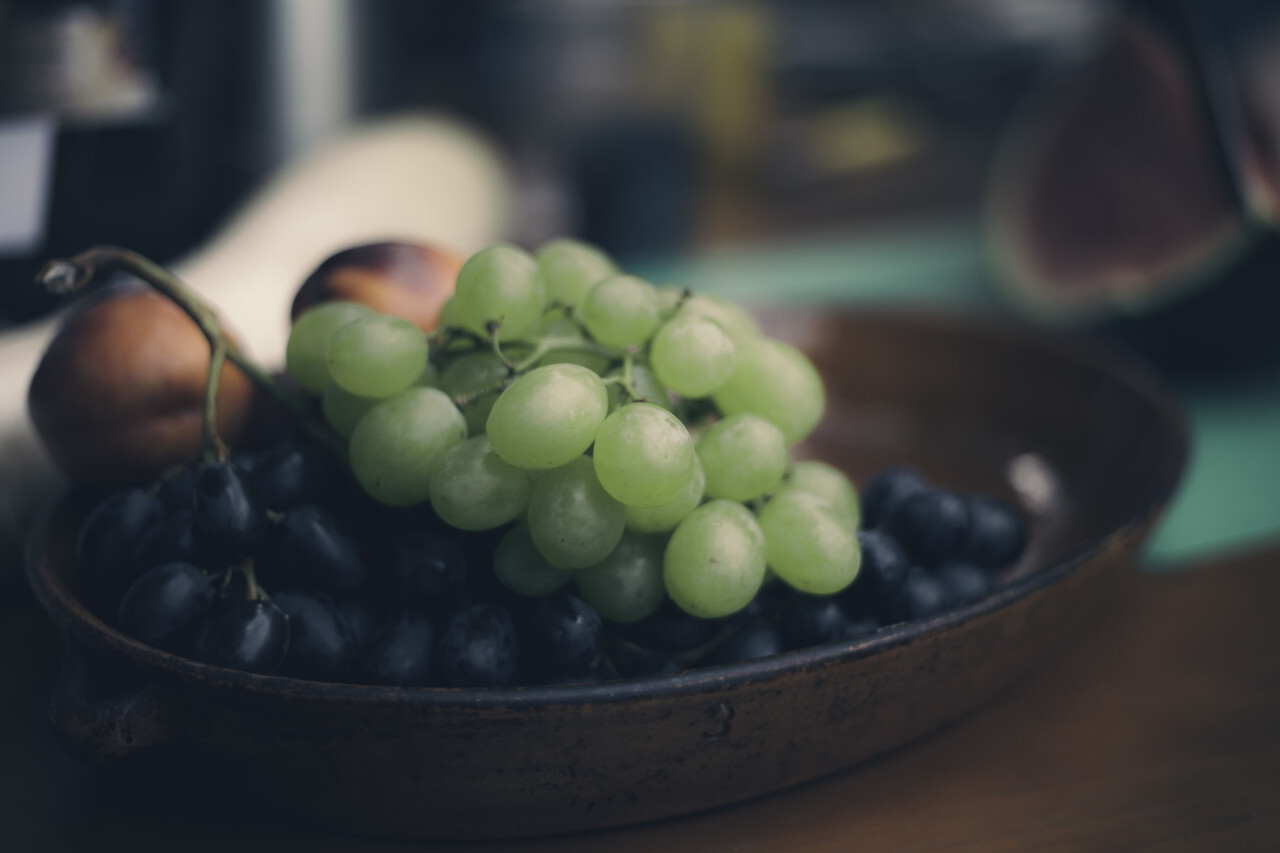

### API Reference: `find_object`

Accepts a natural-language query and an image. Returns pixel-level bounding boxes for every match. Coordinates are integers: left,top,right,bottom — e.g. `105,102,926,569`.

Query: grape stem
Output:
36,246,347,462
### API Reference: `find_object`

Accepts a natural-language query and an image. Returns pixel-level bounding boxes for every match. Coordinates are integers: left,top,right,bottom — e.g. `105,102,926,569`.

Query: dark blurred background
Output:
0,0,1126,324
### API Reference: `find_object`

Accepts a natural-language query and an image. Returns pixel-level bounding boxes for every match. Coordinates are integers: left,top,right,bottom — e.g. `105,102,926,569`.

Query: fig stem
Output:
37,246,346,462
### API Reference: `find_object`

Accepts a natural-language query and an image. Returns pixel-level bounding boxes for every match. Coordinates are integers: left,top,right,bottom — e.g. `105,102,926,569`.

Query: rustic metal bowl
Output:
26,308,1188,841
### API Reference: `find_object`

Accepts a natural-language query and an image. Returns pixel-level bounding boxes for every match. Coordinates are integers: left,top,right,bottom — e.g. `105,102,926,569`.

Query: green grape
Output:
758,490,860,595
654,284,687,319
437,296,461,330
678,293,759,344
453,245,545,341
440,351,511,436
606,362,672,412
322,380,381,439
428,435,533,530
593,403,695,507
286,301,374,393
348,387,467,506
536,311,615,373
527,456,626,568
535,238,619,308
580,274,660,349
663,500,766,619
626,455,705,533
326,314,428,398
575,531,667,623
649,314,736,398
780,460,860,530
486,364,608,470
494,524,573,597
697,413,787,502
418,360,441,388
712,336,826,443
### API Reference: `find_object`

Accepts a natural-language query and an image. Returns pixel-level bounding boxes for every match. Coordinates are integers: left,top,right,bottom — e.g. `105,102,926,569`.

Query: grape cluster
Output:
78,238,1027,686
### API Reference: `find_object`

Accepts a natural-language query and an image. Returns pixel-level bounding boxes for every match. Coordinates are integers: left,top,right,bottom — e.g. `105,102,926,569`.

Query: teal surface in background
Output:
636,219,1280,569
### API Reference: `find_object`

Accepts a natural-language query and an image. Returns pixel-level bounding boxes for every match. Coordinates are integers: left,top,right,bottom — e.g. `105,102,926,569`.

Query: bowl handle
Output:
49,642,178,762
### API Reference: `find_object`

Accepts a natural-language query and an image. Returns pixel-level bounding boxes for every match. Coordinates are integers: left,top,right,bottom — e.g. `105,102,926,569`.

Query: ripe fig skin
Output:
27,290,256,490
289,242,461,332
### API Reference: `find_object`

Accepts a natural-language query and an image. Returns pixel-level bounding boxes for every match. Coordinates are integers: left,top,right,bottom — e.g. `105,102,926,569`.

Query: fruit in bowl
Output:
33,239,1031,688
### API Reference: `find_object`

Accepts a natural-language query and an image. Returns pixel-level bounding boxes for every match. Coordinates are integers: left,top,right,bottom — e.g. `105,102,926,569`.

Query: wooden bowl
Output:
25,308,1189,841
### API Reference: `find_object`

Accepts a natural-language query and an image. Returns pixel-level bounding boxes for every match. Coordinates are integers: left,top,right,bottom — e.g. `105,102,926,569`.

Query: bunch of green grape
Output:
285,238,861,622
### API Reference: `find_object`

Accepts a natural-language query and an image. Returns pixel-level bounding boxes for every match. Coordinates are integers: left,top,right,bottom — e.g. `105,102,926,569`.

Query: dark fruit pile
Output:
79,453,1025,686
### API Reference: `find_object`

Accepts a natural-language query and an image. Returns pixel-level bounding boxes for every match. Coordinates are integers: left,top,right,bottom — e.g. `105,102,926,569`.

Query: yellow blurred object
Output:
805,98,927,175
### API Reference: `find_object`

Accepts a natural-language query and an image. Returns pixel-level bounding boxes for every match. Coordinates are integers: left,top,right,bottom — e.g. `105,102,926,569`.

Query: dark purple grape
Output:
154,468,199,511
612,643,684,678
193,462,268,560
843,614,881,638
529,593,603,674
249,442,340,512
203,599,290,674
898,567,952,620
361,609,434,687
273,589,356,681
275,505,366,595
78,488,165,590
782,593,852,649
436,604,520,688
117,562,214,652
132,510,207,572
844,530,911,622
936,562,993,605
627,600,716,653
963,495,1028,568
710,624,784,665
861,467,928,530
720,588,775,627
385,532,467,606
337,596,381,657
885,488,970,566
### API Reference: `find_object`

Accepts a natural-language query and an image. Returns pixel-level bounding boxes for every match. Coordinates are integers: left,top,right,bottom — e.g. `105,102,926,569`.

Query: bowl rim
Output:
25,308,1191,709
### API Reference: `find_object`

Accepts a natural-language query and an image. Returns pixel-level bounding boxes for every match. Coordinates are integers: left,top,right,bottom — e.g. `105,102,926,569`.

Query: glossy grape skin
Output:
436,604,521,687
117,562,214,652
348,387,468,507
574,531,667,623
711,336,825,443
493,525,573,597
624,454,705,534
885,488,971,566
649,314,736,398
249,442,340,512
274,505,367,596
203,599,291,675
193,462,269,561
605,363,671,413
486,364,608,471
782,593,854,649
677,293,759,344
936,562,993,604
526,456,627,569
860,467,928,530
962,495,1028,568
757,490,861,596
663,500,767,619
579,274,660,349
592,403,695,507
273,589,356,682
439,351,512,437
362,609,434,687
535,238,618,307
696,413,788,502
326,314,428,398
780,460,860,530
428,435,533,531
528,592,604,674
154,468,199,511
286,301,374,393
844,529,912,623
78,488,165,591
453,245,545,341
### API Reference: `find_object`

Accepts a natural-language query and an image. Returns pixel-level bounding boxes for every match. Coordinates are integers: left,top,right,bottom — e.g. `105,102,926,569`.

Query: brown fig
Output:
290,242,462,331
27,289,256,488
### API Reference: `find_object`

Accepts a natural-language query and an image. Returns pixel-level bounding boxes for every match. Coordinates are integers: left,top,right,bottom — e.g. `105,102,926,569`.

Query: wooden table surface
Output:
5,544,1279,852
